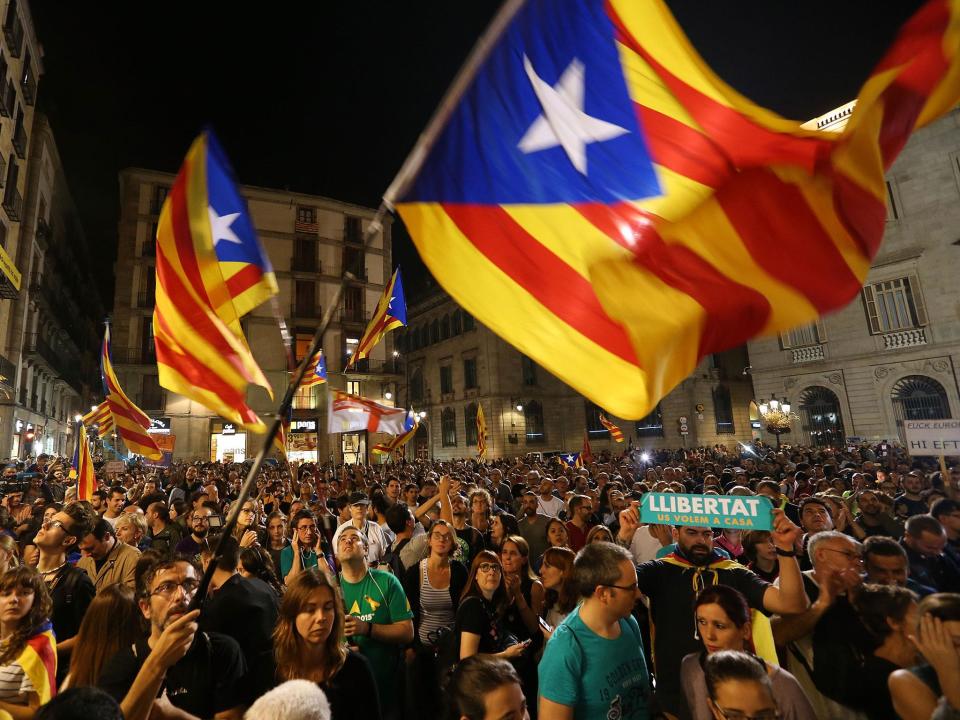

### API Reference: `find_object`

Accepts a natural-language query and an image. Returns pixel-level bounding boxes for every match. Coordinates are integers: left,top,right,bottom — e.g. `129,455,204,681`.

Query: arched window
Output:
465,402,478,447
419,325,429,348
892,375,951,425
430,319,440,345
451,310,463,335
441,407,457,447
799,386,844,447
584,401,607,437
410,367,424,403
463,311,475,332
524,400,545,444
635,404,664,438
440,314,450,340
712,385,735,434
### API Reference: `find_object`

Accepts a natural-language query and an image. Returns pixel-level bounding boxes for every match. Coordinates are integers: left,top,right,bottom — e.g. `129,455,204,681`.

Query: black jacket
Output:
402,558,468,634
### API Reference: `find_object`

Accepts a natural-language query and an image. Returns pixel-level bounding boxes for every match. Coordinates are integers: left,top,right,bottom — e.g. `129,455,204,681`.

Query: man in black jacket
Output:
201,536,279,704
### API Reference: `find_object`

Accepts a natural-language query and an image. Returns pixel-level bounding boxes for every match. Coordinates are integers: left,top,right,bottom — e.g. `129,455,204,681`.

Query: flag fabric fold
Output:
372,422,419,456
395,0,960,419
72,423,96,501
476,404,487,459
153,131,277,431
81,402,114,439
347,268,407,368
600,413,624,442
328,391,415,435
273,408,291,459
299,350,328,388
581,431,595,464
19,620,57,705
560,451,582,469
101,327,163,460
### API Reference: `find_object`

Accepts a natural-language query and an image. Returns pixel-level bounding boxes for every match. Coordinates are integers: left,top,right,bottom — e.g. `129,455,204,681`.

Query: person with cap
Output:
330,491,388,566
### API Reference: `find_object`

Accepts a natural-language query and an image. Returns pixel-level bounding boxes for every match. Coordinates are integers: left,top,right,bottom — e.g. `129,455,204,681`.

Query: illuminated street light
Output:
755,396,796,448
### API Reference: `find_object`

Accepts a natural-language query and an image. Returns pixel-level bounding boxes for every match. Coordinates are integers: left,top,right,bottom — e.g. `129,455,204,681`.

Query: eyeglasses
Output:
431,533,453,542
151,579,200,599
477,563,502,574
41,519,72,536
711,704,781,720
600,580,639,592
297,525,319,533
824,548,863,562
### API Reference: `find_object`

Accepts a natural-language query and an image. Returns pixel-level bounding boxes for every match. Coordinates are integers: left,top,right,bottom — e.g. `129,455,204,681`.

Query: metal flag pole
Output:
190,204,389,609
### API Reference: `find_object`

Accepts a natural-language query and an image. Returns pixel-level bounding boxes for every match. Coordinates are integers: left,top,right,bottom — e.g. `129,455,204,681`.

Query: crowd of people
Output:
0,440,955,719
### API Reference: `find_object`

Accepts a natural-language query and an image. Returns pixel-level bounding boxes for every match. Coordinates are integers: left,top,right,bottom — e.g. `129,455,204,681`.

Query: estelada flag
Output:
600,413,624,443
299,350,328,388
394,0,960,419
153,131,276,431
347,268,407,368
101,327,162,460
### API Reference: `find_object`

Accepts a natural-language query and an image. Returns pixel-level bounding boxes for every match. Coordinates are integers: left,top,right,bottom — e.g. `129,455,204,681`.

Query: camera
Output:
207,514,224,529
0,472,37,497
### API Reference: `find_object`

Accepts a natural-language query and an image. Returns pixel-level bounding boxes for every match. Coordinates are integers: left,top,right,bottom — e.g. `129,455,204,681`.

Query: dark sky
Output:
31,1,924,307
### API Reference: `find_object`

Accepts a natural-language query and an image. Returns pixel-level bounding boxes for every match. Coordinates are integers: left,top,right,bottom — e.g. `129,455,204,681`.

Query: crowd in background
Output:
0,439,954,719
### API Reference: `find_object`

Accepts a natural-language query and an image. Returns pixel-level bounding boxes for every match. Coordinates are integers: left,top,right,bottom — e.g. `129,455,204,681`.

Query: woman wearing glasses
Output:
273,568,380,720
456,551,530,662
703,650,783,720
402,520,467,719
681,585,814,720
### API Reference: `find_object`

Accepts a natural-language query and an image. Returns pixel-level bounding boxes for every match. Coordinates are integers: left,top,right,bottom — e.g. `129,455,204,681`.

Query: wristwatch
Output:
775,546,797,557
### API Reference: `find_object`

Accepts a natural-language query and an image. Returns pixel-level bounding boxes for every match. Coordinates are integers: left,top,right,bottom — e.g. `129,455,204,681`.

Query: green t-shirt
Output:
340,569,413,706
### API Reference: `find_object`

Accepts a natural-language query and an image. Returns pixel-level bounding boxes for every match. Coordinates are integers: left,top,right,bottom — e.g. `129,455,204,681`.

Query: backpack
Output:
380,538,410,577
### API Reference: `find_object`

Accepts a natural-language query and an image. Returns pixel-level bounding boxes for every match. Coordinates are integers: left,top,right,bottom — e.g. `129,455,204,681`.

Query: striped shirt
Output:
0,660,34,704
417,559,455,645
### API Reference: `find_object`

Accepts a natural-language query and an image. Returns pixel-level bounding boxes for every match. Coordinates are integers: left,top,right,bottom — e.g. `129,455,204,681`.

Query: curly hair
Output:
0,566,52,666
273,568,346,684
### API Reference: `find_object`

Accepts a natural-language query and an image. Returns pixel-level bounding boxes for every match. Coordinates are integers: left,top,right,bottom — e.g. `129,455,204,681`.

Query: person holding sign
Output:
615,500,807,719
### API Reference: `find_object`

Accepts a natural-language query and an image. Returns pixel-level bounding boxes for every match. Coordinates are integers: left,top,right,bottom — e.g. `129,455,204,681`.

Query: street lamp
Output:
755,396,795,448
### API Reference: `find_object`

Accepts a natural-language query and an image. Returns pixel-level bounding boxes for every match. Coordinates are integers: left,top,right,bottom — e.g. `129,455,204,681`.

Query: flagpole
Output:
190,205,389,609
382,0,526,207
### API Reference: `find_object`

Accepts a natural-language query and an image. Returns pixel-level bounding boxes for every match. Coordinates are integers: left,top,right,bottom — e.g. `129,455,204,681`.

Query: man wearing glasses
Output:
539,542,651,719
99,557,246,720
565,495,596,552
33,502,97,683
175,504,215,559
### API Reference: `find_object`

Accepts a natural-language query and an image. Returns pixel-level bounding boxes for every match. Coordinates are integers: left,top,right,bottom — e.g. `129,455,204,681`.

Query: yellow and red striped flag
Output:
153,132,276,432
600,413,624,443
81,401,114,439
101,327,162,460
581,431,595,465
346,268,407,368
72,422,97,501
372,422,418,456
394,0,960,419
298,350,327,388
273,409,291,459
476,404,487,459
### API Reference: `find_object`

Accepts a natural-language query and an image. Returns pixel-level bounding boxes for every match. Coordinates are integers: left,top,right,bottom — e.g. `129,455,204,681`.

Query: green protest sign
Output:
640,492,774,531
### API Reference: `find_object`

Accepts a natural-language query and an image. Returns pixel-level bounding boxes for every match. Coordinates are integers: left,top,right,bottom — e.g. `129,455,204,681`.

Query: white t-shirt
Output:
537,494,565,518
629,526,666,564
0,660,34,704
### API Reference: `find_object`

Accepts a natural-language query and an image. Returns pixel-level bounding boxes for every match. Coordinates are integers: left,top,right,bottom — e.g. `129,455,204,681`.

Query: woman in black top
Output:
273,567,380,720
264,511,289,584
456,551,529,662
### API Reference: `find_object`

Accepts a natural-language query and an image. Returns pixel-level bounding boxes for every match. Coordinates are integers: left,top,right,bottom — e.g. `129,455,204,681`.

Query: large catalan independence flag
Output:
347,268,407,368
395,0,960,419
153,132,277,431
101,327,162,460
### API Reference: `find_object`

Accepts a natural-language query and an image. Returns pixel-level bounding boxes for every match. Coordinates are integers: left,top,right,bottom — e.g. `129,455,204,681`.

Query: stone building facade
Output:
748,106,960,446
396,290,755,461
111,168,400,462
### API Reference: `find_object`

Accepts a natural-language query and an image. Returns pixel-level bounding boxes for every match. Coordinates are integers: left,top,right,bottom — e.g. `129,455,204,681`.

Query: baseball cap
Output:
348,491,370,506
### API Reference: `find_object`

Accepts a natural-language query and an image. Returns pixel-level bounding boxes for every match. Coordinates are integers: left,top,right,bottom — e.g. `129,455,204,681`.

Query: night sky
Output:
31,1,924,307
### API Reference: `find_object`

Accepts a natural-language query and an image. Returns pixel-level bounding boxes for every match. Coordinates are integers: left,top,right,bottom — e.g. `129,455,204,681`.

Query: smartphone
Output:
538,616,553,633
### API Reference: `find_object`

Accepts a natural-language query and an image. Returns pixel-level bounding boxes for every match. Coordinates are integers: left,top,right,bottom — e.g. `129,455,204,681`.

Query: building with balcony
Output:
396,290,755,461
748,105,960,446
0,112,103,459
112,168,399,462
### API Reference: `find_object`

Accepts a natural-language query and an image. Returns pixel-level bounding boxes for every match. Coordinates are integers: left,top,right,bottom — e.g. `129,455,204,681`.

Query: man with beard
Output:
517,489,551,563
98,558,246,719
78,518,141,593
851,488,902,538
893,470,928,519
174,504,215,559
616,507,807,720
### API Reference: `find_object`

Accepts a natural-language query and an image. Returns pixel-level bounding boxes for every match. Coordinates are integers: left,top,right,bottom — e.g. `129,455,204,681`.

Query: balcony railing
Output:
791,345,825,364
35,218,50,243
11,121,26,159
291,303,322,320
344,359,403,376
0,81,14,119
340,309,366,324
20,64,34,106
290,256,319,273
2,186,21,222
882,327,927,350
110,346,157,365
137,291,154,308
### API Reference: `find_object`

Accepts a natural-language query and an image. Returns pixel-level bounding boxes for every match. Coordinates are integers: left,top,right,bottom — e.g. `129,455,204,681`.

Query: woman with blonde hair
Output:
61,584,141,690
273,567,380,720
0,536,19,575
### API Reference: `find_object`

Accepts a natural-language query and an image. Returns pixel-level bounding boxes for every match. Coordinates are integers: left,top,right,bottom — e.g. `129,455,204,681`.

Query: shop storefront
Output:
342,432,366,465
288,419,318,463
210,421,246,462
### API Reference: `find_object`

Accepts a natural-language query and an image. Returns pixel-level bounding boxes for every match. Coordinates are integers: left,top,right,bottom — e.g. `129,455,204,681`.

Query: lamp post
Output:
756,396,796,449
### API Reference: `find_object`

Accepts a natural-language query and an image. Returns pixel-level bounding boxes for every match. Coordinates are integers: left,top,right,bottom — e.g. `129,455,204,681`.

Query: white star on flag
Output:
518,55,629,175
208,207,243,247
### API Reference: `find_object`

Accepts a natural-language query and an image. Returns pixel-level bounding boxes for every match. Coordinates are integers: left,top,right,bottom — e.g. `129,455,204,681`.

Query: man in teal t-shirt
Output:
539,542,651,719
337,526,414,716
